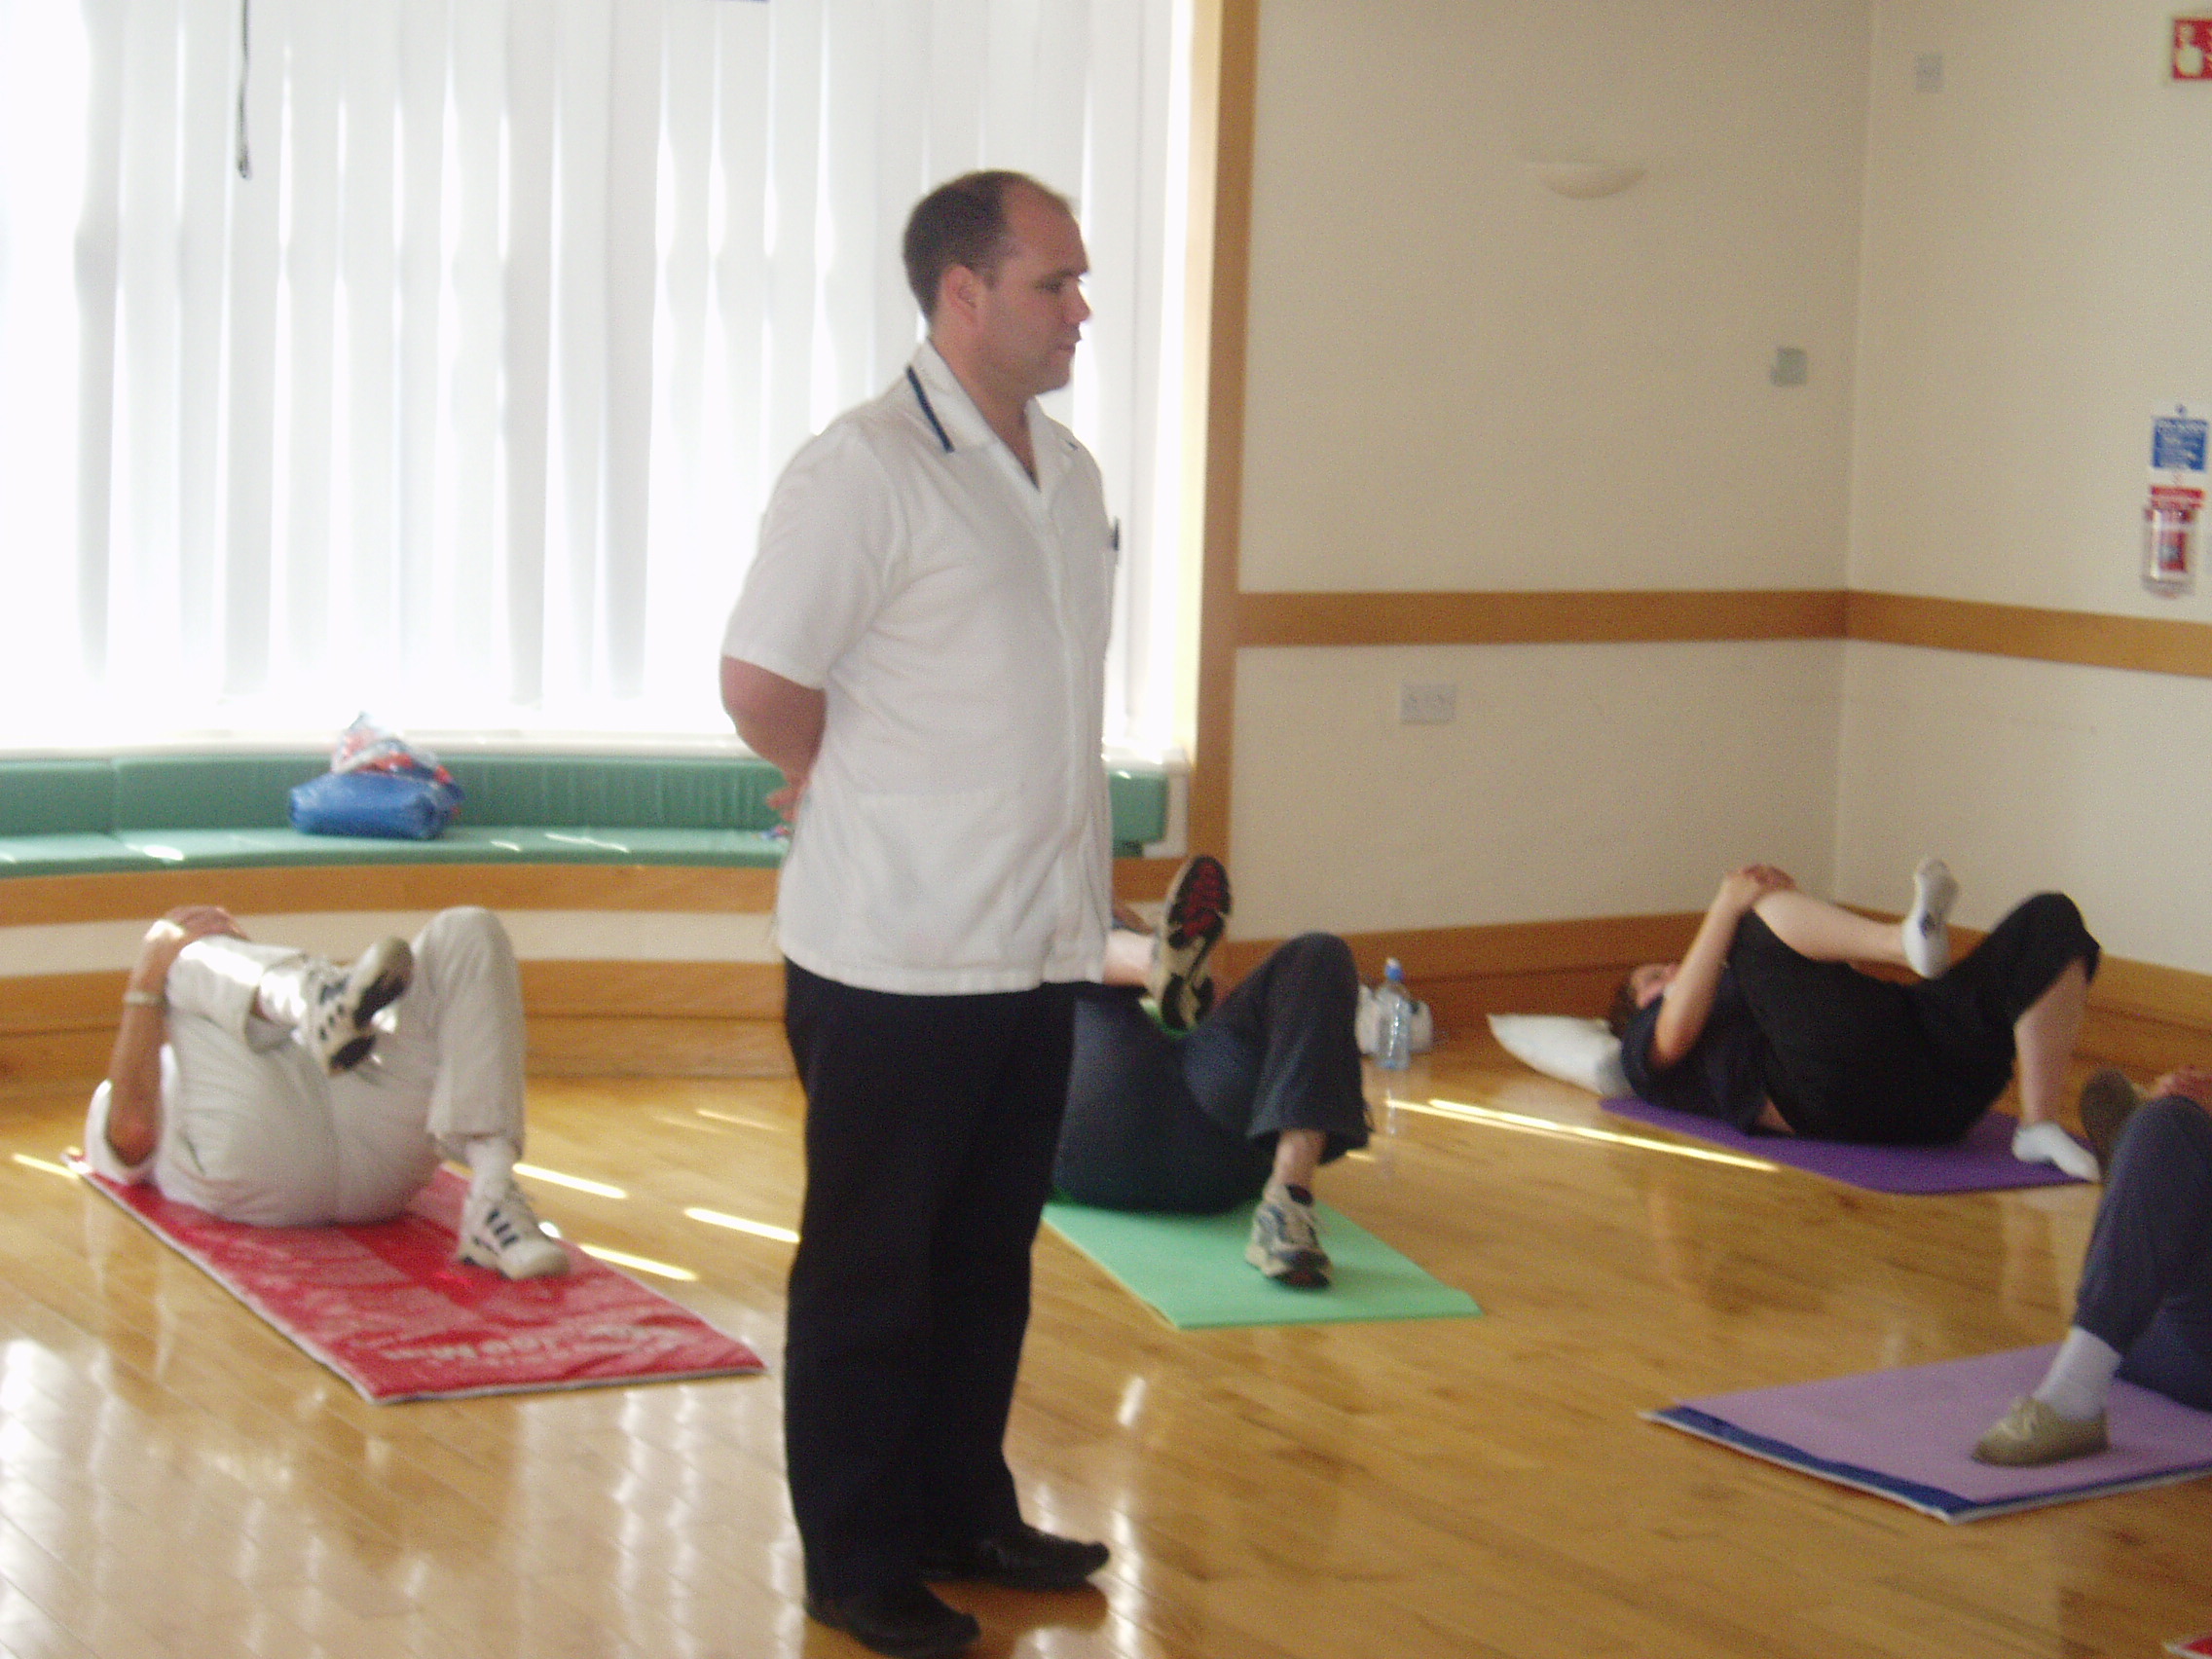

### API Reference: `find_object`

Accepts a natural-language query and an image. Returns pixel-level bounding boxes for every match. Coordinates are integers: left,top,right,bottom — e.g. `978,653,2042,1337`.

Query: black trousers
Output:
1732,892,2098,1144
781,962,1077,1601
1052,933,1371,1213
2076,1094,2212,1411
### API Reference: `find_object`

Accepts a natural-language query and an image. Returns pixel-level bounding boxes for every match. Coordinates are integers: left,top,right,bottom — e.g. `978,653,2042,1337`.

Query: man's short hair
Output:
903,170,1072,320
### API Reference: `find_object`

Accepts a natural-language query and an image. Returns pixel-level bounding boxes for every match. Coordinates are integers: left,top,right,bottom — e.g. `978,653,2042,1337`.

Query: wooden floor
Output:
0,1039,2204,1659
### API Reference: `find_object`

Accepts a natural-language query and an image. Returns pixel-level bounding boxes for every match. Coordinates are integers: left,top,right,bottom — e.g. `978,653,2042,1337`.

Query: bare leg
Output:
1101,929,1152,987
1270,1127,1324,1191
1750,890,1910,969
2012,958,2089,1128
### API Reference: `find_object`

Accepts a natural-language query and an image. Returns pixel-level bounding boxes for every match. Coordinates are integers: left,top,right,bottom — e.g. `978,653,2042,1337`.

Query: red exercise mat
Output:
75,1163,764,1402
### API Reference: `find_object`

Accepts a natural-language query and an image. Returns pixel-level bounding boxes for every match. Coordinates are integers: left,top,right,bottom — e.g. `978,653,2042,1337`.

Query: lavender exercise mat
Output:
1603,1098,2087,1194
1648,1346,2212,1521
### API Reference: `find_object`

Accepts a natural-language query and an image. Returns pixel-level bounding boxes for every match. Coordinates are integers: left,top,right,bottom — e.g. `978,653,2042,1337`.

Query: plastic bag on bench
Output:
289,715,463,840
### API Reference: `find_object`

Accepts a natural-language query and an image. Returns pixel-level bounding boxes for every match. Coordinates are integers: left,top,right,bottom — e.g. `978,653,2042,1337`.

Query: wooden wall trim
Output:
1236,589,1848,649
1223,911,1704,983
1844,590,2212,680
1186,0,1259,866
0,864,780,926
1216,585,2212,681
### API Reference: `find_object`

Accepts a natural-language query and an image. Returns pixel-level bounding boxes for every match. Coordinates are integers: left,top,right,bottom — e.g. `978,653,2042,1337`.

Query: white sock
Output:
2012,1118,2099,1181
461,1137,518,1199
1901,857,1957,978
2031,1327,2122,1421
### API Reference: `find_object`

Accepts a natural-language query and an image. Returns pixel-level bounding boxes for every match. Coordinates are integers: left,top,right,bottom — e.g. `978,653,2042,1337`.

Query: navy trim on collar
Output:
905,366,955,455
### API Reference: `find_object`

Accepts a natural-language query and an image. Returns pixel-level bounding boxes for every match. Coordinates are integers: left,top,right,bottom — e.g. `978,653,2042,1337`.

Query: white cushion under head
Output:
1487,1014,1630,1097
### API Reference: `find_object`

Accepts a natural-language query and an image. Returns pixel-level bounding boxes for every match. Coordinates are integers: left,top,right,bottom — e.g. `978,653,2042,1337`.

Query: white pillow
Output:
1487,1014,1630,1097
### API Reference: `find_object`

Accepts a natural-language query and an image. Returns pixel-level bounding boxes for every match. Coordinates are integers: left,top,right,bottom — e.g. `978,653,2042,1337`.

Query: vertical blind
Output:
0,0,1189,752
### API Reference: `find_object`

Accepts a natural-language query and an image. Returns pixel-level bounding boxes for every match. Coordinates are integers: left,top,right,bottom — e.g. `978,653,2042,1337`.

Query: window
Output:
0,0,1191,756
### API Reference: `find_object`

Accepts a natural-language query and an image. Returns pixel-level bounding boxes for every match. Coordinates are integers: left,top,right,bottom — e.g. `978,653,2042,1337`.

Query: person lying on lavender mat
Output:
1608,860,2099,1179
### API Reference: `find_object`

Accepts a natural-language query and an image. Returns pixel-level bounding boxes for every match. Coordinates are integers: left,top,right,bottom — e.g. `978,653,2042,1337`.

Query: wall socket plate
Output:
1398,682,1457,724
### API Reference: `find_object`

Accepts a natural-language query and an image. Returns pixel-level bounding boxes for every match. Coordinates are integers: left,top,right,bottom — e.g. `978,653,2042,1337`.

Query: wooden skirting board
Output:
9,899,2210,1098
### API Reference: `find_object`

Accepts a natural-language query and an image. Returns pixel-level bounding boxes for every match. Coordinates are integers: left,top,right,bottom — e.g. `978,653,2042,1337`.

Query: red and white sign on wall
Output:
2175,17,2212,80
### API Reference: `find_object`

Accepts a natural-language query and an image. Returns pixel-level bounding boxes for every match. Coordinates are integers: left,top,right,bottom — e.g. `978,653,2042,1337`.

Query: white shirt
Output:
722,344,1117,995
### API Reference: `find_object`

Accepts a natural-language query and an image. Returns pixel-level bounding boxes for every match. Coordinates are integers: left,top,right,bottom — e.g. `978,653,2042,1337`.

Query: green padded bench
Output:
0,755,1174,879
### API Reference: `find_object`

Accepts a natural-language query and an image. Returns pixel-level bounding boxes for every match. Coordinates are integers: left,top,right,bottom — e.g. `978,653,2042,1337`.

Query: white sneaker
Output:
298,939,414,1074
1245,1182,1330,1288
458,1180,571,1279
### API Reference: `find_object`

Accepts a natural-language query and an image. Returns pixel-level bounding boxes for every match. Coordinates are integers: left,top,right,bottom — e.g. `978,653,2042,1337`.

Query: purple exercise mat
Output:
1603,1098,2087,1194
1651,1346,2212,1521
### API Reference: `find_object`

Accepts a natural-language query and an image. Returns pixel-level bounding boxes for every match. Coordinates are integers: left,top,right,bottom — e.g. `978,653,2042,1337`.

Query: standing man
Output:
720,171,1116,1659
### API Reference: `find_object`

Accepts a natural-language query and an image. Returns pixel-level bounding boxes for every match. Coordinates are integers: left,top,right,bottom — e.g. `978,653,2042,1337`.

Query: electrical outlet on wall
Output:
1398,682,1457,724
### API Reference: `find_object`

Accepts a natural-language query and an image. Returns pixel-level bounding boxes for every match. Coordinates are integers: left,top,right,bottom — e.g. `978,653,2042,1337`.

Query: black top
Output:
1617,967,1772,1131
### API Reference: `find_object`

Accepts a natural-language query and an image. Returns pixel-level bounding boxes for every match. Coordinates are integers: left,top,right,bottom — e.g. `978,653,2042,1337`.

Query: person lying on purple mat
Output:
1606,860,2099,1179
85,903,568,1279
1976,1067,2212,1464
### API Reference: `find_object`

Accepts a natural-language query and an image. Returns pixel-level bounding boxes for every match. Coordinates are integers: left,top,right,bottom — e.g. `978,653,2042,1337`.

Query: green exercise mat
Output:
1043,1198,1482,1330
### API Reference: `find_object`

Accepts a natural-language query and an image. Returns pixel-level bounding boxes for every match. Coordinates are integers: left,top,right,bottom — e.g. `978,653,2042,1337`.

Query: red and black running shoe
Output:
1147,854,1231,1032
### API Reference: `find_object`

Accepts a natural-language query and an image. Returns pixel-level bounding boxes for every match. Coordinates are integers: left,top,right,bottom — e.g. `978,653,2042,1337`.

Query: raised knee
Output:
2020,891,2083,931
422,905,514,964
2121,1092,2212,1163
1286,932,1359,992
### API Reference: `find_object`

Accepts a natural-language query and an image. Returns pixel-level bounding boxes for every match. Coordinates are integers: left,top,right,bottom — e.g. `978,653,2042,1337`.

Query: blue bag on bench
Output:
289,768,463,840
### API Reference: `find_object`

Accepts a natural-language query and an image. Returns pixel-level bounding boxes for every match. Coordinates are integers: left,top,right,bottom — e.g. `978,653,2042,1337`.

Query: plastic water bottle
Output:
1377,959,1415,1072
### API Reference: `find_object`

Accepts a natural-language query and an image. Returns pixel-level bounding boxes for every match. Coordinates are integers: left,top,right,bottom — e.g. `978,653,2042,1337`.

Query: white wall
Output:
1850,1,2212,612
1836,645,2212,974
1240,0,1870,594
1836,2,2212,969
1233,641,1843,939
1229,0,1873,936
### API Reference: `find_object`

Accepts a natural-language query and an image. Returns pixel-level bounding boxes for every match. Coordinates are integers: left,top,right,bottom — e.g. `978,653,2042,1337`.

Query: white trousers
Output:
92,907,529,1227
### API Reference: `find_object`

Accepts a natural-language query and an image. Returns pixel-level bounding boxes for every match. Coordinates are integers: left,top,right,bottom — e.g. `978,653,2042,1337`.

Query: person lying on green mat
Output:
87,904,567,1279
1607,859,2100,1179
1052,855,1372,1288
1976,1067,2212,1464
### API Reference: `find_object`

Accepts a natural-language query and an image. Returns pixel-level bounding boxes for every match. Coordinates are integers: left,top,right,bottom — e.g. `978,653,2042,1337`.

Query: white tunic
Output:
722,344,1116,995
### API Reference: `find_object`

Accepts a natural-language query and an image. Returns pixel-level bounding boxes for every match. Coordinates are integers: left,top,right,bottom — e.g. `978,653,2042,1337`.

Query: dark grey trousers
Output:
1052,932,1371,1213
2075,1093,2212,1410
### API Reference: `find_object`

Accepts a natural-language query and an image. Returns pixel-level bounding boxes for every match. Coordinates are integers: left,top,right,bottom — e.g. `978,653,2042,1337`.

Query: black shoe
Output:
919,1523,1110,1591
804,1582,979,1659
2079,1066,2145,1176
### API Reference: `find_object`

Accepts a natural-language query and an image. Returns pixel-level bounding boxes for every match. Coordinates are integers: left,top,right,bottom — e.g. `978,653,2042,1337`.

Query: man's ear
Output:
938,262,982,328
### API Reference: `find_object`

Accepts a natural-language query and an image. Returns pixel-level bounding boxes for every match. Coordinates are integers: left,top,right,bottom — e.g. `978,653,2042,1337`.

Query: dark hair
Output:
902,170,1071,319
1605,974,1641,1040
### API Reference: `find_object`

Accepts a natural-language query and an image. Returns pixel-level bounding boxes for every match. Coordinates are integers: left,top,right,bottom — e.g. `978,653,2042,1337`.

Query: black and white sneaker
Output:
458,1179,571,1279
1245,1181,1330,1288
298,939,414,1074
1148,854,1231,1033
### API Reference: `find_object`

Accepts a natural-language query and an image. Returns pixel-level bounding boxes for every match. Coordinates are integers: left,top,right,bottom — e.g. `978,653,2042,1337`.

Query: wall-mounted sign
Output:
2173,17,2212,79
2146,404,2207,596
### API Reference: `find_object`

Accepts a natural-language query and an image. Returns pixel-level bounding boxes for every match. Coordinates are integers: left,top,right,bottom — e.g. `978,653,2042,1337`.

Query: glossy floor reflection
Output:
0,1040,2202,1658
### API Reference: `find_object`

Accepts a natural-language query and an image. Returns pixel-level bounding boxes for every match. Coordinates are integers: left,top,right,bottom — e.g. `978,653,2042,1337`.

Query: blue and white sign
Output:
2152,408,2208,472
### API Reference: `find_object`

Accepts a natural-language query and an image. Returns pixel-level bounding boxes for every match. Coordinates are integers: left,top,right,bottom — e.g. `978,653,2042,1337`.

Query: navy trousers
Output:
2075,1094,2212,1411
781,962,1077,1601
1053,932,1371,1213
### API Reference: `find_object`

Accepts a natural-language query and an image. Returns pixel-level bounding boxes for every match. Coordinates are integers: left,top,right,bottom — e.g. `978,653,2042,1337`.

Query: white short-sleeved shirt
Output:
721,344,1117,995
